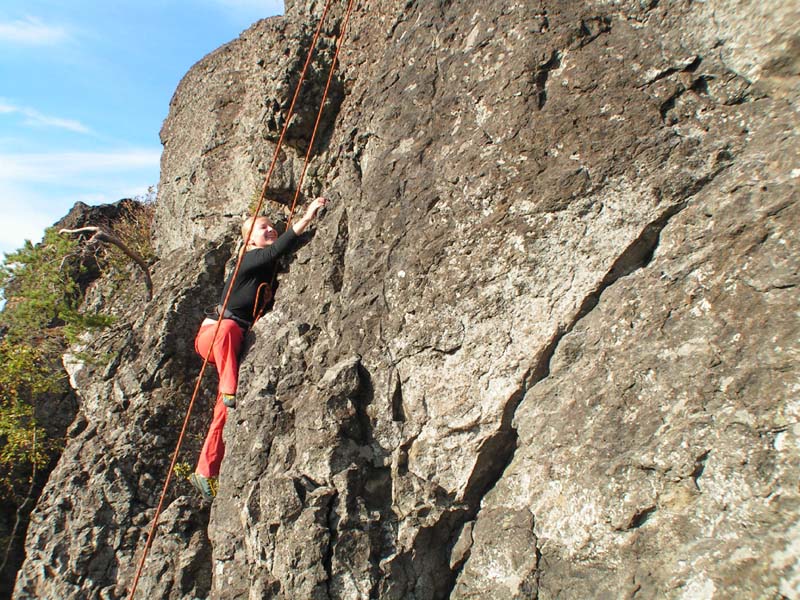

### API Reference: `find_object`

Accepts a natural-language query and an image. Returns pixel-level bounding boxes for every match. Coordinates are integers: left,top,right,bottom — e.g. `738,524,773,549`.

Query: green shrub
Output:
0,193,157,578
0,229,85,339
0,220,118,505
0,340,61,499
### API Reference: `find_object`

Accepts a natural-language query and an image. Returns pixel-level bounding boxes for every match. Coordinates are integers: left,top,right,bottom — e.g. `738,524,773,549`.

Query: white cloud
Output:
23,112,90,134
0,180,57,253
0,100,91,134
0,149,161,183
0,154,161,256
0,16,69,46
0,206,52,252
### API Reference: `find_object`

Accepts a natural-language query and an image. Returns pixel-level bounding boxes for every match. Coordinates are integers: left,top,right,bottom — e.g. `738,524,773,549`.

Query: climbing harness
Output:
126,0,356,597
252,281,273,323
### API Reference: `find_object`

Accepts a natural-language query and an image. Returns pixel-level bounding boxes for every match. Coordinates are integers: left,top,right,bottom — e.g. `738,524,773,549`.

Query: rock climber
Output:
190,197,327,499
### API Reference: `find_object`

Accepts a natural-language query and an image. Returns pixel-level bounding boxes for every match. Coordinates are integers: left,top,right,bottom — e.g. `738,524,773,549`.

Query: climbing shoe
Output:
189,472,217,499
222,393,236,409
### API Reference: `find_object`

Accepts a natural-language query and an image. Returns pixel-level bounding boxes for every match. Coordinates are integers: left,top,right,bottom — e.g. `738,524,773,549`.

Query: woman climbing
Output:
190,196,327,499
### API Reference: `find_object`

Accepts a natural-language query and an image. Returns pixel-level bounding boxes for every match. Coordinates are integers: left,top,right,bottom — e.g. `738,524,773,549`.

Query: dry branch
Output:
59,226,153,301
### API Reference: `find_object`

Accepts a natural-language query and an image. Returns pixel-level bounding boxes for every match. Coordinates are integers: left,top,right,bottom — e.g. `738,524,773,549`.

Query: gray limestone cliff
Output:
12,1,800,599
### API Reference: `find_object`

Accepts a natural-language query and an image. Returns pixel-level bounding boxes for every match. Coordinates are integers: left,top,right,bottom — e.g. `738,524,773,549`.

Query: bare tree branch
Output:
59,226,153,301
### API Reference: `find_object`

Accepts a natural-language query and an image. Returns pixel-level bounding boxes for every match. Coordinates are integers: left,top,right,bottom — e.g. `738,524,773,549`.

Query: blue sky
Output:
0,0,283,257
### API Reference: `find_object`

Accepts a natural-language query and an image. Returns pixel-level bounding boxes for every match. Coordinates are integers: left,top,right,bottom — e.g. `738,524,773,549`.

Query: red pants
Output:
194,319,244,478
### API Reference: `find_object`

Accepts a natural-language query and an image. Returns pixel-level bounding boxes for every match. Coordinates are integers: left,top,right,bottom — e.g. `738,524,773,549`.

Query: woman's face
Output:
247,217,278,248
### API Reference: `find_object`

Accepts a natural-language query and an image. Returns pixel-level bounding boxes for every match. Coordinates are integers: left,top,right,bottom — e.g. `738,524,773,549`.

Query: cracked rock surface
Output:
454,94,800,600
13,0,799,599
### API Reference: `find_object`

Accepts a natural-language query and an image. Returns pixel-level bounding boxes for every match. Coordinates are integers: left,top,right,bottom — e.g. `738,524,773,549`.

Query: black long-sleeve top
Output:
218,228,298,323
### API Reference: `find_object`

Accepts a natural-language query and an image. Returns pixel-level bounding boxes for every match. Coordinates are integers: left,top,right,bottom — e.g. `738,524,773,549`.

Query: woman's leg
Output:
194,320,245,478
194,320,244,395
196,393,227,478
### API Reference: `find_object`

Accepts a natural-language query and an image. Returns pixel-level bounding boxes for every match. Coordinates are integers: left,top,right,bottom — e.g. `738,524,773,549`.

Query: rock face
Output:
13,1,799,599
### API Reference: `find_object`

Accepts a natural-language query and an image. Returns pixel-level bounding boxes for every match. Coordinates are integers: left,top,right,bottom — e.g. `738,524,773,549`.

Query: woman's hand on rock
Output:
293,196,328,235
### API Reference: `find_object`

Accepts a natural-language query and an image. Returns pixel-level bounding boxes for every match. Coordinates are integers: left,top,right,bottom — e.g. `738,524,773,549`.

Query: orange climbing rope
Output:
126,0,355,596
286,0,356,231
262,0,357,322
